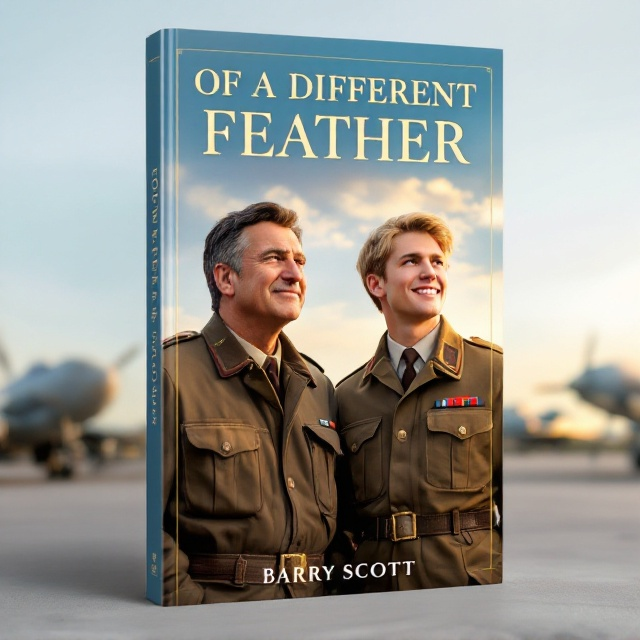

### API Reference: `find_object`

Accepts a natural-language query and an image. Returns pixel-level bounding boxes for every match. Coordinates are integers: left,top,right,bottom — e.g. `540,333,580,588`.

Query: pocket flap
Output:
342,417,382,453
427,407,492,440
183,423,259,457
304,424,343,455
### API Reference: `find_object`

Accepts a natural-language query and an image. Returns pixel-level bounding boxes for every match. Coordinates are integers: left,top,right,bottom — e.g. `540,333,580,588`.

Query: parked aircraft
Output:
538,337,640,467
504,406,626,451
0,342,140,477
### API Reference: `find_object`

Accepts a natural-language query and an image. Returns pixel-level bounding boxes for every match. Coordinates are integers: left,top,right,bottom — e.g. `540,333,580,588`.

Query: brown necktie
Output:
263,356,281,397
401,348,420,391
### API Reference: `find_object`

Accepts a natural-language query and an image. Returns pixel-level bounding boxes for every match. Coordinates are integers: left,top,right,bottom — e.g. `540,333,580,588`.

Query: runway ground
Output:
1,451,639,639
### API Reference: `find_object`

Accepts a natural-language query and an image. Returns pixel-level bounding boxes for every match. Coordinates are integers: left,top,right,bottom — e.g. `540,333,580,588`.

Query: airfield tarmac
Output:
1,451,639,640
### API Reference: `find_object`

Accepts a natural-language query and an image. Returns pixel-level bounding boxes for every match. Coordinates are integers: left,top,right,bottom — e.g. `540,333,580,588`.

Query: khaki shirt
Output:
162,314,339,605
335,316,502,592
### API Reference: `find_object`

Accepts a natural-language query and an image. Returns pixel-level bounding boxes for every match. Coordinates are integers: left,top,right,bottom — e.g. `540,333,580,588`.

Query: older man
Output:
162,202,339,605
336,212,502,592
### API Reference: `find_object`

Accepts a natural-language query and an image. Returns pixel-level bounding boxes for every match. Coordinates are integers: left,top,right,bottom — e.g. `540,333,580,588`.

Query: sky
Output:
1,0,639,431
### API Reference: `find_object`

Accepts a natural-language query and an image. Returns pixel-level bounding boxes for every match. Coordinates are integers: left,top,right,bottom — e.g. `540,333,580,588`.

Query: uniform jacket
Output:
335,316,502,592
162,314,339,605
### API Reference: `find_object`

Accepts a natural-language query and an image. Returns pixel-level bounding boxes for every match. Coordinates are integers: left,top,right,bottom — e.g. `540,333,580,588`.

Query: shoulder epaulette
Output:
336,361,370,387
162,331,200,349
300,352,324,373
467,336,503,354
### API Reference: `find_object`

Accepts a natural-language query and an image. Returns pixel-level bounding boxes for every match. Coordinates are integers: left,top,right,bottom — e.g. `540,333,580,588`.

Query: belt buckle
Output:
390,512,417,542
279,553,307,574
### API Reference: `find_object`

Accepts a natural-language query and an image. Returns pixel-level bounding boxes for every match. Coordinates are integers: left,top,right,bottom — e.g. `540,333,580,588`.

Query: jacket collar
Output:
364,315,463,383
430,316,463,379
202,314,316,387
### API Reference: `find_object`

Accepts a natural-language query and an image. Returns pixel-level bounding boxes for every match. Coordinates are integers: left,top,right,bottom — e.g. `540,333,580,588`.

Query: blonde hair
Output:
357,213,453,311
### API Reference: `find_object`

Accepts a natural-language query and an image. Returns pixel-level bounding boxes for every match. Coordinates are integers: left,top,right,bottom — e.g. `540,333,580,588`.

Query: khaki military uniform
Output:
162,314,339,605
335,316,502,592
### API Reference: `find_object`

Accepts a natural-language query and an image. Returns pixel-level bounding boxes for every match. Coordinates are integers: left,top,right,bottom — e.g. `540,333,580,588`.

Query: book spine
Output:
145,29,176,605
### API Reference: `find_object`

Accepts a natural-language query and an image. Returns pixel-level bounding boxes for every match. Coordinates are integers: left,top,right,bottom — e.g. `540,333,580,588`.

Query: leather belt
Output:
360,509,492,542
188,553,324,585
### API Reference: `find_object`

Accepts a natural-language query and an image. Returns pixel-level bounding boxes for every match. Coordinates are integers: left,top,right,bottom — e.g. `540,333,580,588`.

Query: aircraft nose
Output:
104,368,120,404
569,372,588,393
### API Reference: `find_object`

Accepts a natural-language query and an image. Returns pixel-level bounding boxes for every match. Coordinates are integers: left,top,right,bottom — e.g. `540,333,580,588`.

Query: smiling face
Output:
366,231,447,342
215,221,306,348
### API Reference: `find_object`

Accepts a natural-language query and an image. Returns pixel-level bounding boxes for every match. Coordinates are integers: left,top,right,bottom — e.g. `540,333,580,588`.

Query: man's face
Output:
228,221,306,327
369,231,448,327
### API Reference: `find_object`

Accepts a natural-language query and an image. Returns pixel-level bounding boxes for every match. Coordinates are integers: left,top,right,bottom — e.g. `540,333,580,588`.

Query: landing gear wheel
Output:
46,447,75,479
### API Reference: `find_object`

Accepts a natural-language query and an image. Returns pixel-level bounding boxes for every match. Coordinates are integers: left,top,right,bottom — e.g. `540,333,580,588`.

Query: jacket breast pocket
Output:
342,417,384,504
304,425,342,517
425,408,493,490
180,421,263,517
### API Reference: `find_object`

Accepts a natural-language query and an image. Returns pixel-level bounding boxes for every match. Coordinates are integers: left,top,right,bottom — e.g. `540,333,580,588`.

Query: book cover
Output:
146,29,502,605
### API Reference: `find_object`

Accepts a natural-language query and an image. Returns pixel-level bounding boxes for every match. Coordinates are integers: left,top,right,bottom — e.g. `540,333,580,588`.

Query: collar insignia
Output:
443,343,459,368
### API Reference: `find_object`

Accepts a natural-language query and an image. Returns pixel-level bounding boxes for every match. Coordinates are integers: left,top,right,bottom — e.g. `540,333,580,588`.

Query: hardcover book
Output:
146,29,503,605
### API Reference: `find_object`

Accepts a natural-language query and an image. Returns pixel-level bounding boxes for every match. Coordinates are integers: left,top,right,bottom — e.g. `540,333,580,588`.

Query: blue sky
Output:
1,1,639,430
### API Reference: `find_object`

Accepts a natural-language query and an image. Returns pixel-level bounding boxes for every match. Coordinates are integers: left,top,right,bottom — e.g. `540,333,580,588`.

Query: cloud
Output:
286,302,387,382
263,186,354,248
338,176,502,229
183,184,247,220
479,194,504,227
181,181,355,249
445,267,503,344
180,175,501,258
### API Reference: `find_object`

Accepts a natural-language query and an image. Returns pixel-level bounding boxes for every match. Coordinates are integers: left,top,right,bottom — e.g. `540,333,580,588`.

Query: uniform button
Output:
351,443,358,453
221,441,232,453
287,477,295,490
458,426,467,436
397,429,407,442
